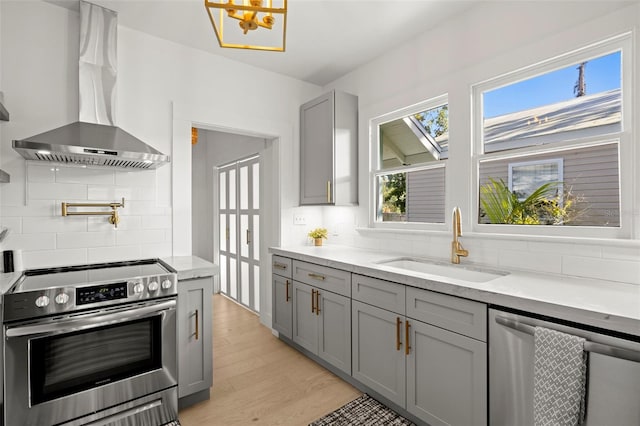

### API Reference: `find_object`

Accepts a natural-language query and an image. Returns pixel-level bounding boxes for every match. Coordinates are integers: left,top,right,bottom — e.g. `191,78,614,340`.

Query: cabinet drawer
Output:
352,274,405,314
293,260,351,297
406,287,487,341
272,255,292,278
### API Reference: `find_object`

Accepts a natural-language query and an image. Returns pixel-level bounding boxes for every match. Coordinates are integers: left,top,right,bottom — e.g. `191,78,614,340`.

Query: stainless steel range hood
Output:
12,1,170,170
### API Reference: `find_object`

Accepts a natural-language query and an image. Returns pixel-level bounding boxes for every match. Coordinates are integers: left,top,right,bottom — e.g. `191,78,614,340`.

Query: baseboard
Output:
178,389,210,410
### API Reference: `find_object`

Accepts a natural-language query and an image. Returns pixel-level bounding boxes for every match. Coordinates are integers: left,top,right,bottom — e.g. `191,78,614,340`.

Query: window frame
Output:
370,94,449,230
508,158,564,204
471,33,633,239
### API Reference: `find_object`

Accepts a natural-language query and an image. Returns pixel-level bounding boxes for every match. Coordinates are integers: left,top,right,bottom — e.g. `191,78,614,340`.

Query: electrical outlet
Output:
293,214,307,225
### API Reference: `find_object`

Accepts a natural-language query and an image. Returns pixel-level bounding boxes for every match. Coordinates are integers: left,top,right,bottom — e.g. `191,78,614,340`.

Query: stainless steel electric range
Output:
1,259,179,426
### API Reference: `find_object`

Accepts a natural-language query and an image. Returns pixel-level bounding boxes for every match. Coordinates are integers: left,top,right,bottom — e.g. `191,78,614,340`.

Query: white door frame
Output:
172,101,287,328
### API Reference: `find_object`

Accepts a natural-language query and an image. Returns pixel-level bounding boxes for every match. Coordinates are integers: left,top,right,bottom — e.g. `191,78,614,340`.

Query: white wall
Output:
0,0,319,281
317,1,640,284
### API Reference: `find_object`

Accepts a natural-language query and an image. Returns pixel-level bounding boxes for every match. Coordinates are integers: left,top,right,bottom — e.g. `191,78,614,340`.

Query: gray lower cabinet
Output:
352,274,487,426
277,260,488,425
177,276,213,400
272,273,293,339
352,300,406,406
407,318,487,426
292,281,351,374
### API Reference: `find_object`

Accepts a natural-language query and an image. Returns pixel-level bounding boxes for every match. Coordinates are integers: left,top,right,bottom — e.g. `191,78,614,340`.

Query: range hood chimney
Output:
12,1,170,170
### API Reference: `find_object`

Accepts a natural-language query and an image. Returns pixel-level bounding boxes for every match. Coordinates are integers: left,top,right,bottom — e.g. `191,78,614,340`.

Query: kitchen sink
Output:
375,257,509,283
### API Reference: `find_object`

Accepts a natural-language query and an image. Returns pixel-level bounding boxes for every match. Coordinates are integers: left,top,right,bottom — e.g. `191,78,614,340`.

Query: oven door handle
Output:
5,299,176,339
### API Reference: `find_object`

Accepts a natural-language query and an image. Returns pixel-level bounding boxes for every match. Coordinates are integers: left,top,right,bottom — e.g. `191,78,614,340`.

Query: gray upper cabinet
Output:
177,276,213,399
300,90,358,205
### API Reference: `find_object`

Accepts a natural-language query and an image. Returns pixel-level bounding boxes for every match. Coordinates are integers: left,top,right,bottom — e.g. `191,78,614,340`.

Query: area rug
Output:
309,394,416,426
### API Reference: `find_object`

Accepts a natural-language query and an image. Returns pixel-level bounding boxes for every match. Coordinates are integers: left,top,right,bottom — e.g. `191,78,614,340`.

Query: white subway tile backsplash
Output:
562,256,640,284
116,170,156,186
528,241,602,258
28,183,87,200
121,200,168,216
88,186,155,201
141,215,171,229
0,217,22,233
23,216,87,233
23,248,88,269
87,245,142,263
1,182,27,207
497,248,563,275
1,164,170,265
1,200,59,217
2,233,56,251
116,230,165,246
57,232,116,249
27,163,56,182
87,216,142,231
602,245,640,261
140,243,172,259
56,166,115,184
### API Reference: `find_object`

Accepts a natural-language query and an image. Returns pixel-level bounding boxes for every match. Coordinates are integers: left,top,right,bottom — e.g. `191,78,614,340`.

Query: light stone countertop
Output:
161,256,219,281
270,245,640,336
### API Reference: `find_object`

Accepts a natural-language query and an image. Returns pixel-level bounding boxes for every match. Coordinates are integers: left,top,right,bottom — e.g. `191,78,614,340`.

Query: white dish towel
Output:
533,326,587,426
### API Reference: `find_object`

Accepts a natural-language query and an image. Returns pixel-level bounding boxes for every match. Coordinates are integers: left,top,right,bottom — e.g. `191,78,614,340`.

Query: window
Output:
373,98,448,224
509,159,563,202
474,38,628,232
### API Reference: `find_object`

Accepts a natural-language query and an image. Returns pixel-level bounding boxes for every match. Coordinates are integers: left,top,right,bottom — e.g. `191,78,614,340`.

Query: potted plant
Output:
308,227,328,246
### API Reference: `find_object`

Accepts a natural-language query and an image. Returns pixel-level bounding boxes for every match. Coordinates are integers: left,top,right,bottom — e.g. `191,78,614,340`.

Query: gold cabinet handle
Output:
327,180,331,203
226,227,230,241
315,290,321,316
405,320,411,355
308,273,325,281
285,279,290,302
273,262,288,270
194,309,199,341
396,317,402,351
246,229,251,245
311,289,316,313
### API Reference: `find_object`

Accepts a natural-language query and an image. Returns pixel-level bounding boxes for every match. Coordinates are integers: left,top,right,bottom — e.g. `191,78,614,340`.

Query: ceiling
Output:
46,0,477,86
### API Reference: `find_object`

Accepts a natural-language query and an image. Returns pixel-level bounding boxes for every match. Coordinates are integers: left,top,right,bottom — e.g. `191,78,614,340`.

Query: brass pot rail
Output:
61,198,125,228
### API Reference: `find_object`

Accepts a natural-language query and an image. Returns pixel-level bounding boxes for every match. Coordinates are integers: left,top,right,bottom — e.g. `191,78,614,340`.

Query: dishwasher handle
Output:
495,315,640,364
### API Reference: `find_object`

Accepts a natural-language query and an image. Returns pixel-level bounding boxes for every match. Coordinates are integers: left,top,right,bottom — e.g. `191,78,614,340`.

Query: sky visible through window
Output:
483,51,621,119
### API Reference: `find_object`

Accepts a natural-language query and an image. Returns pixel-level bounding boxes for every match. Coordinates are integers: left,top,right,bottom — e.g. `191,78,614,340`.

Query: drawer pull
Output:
396,317,402,351
285,279,290,302
315,290,321,316
311,289,316,313
308,273,326,281
273,262,288,270
405,320,411,355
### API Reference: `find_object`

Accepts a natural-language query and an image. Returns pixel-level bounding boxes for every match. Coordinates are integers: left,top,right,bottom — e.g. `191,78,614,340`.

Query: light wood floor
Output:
178,294,361,425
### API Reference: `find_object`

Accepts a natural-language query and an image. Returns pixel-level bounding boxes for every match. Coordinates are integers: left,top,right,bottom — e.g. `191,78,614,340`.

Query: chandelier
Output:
204,0,287,52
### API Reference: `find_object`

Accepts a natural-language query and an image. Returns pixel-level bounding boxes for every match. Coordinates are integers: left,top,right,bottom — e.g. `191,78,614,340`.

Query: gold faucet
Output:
451,206,469,264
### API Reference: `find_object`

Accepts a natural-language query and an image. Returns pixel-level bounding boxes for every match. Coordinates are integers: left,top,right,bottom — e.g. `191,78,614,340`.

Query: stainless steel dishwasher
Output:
489,308,640,426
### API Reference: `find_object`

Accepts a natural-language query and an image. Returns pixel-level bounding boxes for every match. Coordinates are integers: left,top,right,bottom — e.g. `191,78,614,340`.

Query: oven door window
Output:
30,316,162,405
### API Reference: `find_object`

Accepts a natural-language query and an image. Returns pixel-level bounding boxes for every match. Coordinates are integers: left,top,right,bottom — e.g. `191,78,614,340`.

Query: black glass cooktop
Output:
13,259,172,292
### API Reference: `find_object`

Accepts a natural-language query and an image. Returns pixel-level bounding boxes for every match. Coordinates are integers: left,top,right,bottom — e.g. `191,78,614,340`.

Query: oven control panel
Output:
3,272,177,322
77,282,128,305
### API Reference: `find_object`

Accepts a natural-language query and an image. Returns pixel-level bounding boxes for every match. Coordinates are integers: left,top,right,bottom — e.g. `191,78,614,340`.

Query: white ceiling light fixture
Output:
204,0,287,52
